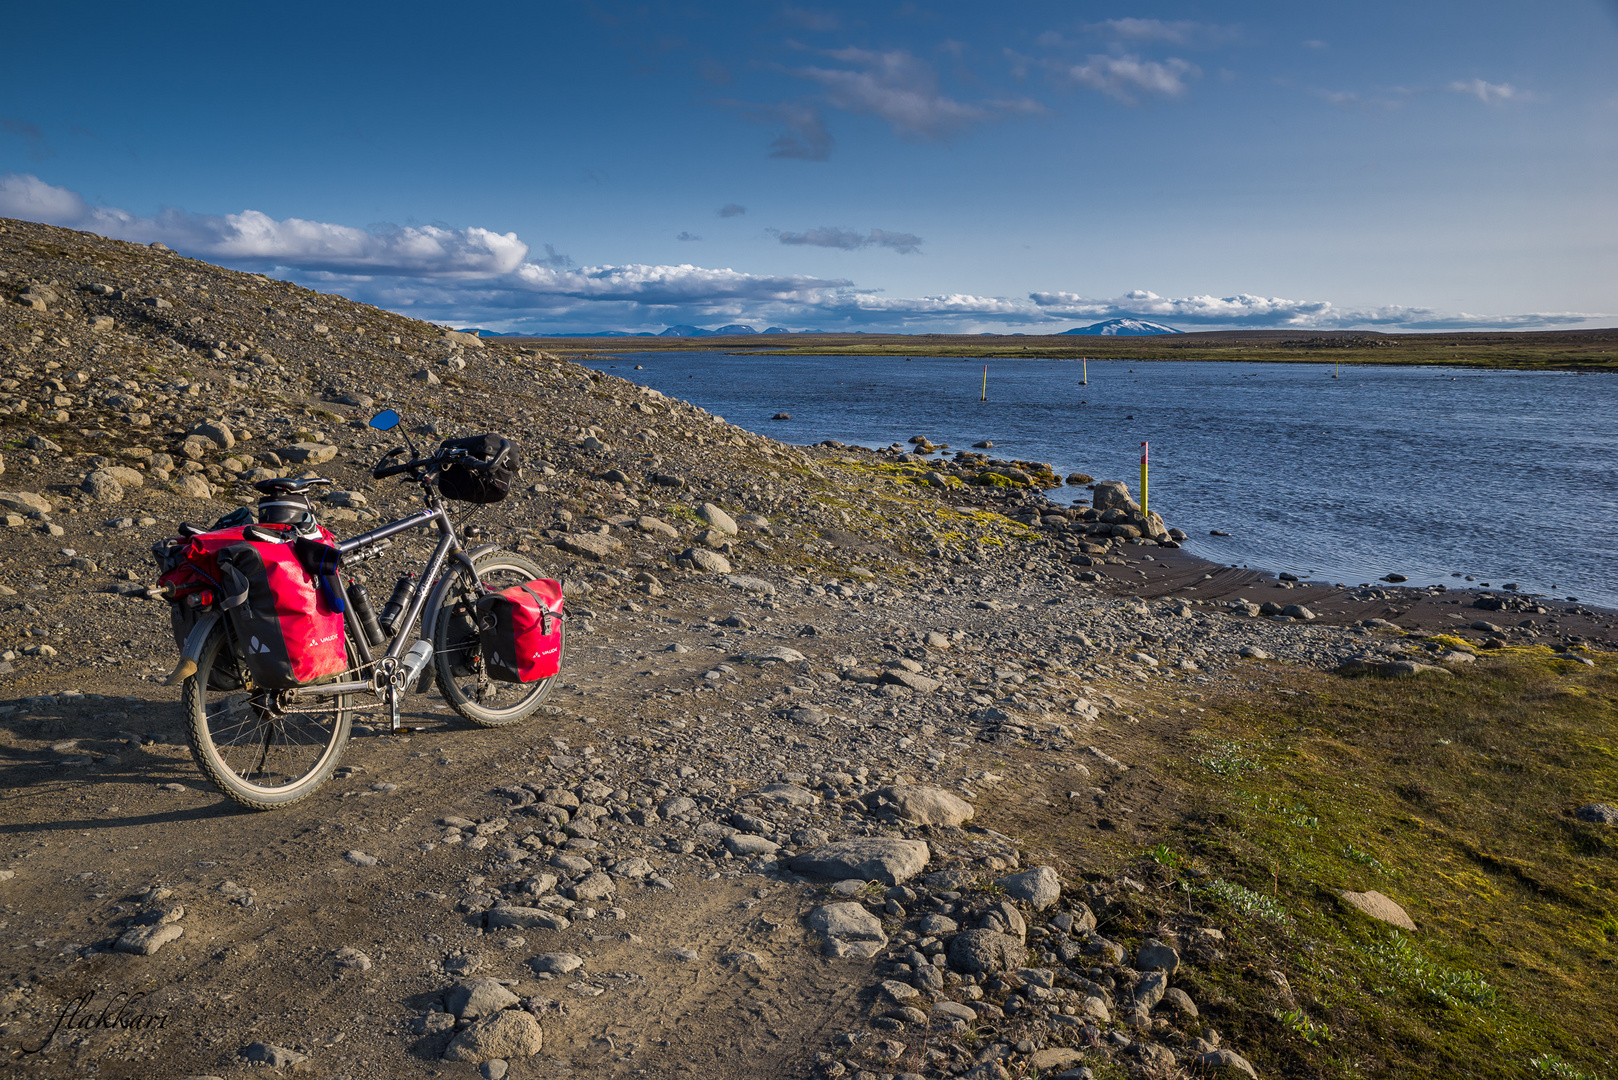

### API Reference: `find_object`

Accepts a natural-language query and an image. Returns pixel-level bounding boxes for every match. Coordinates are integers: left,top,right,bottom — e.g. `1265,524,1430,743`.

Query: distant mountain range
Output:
454,320,1179,338
457,324,821,338
1058,318,1183,336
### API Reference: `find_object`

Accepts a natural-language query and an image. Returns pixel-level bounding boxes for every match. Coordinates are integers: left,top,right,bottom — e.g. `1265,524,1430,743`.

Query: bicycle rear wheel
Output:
183,623,352,809
434,550,563,728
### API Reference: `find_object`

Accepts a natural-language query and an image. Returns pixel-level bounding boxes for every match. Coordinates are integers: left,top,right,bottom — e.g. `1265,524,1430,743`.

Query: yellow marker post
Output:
1140,441,1149,514
981,365,988,401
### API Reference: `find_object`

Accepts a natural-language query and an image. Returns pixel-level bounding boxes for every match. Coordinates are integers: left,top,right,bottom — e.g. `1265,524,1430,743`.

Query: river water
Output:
580,352,1618,609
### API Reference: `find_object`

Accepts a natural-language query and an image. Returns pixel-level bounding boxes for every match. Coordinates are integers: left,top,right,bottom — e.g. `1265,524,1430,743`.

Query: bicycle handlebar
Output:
371,445,499,481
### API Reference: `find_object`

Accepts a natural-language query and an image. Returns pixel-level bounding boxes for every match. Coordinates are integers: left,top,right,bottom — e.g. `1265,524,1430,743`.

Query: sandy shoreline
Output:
1077,541,1618,652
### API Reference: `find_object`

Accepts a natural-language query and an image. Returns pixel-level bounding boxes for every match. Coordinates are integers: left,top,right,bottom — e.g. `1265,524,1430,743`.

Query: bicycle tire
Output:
183,623,353,810
433,549,564,728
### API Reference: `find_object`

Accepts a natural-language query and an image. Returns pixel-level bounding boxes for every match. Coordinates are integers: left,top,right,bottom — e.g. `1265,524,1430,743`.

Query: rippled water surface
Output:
581,352,1618,608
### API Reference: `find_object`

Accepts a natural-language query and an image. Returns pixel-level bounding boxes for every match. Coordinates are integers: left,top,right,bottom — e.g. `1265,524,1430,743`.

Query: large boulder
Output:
555,533,622,560
191,420,235,450
677,548,731,574
80,470,124,503
445,978,519,1019
997,865,1061,910
1091,480,1140,513
282,442,338,465
865,785,974,827
789,838,930,885
443,330,485,349
1340,889,1416,931
442,1009,543,1063
808,903,888,958
0,491,51,515
946,929,1026,974
698,502,738,536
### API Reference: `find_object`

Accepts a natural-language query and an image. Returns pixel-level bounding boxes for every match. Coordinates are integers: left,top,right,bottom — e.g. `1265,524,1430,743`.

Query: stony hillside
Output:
3,217,1611,1080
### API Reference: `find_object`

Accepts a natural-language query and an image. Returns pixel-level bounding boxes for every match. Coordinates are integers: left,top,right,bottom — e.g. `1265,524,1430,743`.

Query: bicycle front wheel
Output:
434,550,564,728
183,623,353,810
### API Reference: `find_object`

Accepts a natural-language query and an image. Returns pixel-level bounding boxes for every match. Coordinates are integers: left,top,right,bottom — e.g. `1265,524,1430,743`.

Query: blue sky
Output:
2,0,1615,334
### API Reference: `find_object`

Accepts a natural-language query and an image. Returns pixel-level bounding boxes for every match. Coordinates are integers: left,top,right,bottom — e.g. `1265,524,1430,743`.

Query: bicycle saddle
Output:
253,477,334,495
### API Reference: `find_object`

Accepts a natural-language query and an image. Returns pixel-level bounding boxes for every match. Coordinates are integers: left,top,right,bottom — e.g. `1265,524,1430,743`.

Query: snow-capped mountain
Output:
1057,319,1183,336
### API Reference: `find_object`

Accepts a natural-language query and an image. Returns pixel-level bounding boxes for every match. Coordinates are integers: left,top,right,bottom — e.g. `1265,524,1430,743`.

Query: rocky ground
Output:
0,217,1611,1080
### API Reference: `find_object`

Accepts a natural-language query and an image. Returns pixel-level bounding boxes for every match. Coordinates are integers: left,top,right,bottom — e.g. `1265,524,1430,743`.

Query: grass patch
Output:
1163,652,1618,1079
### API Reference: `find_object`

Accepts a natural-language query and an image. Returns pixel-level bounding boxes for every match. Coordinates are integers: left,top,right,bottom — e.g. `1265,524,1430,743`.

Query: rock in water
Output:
1091,480,1140,513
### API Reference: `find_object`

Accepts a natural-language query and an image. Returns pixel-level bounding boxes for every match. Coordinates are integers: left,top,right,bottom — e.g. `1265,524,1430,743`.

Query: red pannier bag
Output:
155,524,281,650
215,535,348,689
474,578,565,682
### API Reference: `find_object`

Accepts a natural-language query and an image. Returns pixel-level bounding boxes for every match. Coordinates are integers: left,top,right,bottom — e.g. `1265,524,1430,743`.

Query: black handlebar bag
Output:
437,434,518,503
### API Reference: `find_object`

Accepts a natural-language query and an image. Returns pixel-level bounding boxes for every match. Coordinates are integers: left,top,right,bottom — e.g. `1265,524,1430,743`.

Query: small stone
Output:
677,547,731,574
529,952,585,974
698,503,739,536
1340,889,1417,931
344,850,377,866
115,923,183,955
998,865,1061,910
1194,1049,1258,1079
724,833,781,857
242,1042,308,1068
566,871,616,902
1575,804,1618,824
1137,939,1180,973
809,902,888,959
555,532,622,560
332,946,373,973
1159,987,1198,1018
946,928,1026,974
446,978,520,1019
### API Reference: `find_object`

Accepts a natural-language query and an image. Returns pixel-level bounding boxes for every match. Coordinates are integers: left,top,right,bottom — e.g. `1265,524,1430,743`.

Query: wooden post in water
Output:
981,365,988,401
1140,441,1149,514
1082,357,1088,385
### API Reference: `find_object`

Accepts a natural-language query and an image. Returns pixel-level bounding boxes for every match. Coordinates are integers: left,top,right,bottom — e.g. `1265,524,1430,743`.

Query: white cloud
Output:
1448,79,1537,105
771,226,924,253
0,172,528,275
790,47,988,139
1086,19,1238,48
1061,54,1199,103
0,174,1599,335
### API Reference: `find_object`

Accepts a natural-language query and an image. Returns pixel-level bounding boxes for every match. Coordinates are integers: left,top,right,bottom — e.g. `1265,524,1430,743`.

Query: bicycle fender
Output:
420,547,491,643
163,612,223,686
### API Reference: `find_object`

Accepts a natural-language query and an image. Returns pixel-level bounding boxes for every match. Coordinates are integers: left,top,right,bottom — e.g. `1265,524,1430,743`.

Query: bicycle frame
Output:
171,497,498,731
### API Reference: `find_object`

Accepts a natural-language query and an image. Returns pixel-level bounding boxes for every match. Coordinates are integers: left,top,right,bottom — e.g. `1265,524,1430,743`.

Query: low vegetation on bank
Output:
530,329,1618,373
1148,651,1617,1079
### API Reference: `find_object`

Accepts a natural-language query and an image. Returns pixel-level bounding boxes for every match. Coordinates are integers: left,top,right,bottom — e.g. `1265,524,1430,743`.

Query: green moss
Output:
1161,654,1618,1080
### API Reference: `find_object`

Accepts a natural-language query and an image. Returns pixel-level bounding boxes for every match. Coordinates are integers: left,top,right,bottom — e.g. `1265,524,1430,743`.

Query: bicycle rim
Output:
434,551,562,727
184,626,352,809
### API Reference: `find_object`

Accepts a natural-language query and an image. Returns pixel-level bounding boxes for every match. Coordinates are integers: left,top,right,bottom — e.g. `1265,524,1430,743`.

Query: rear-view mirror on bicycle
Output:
369,409,401,431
